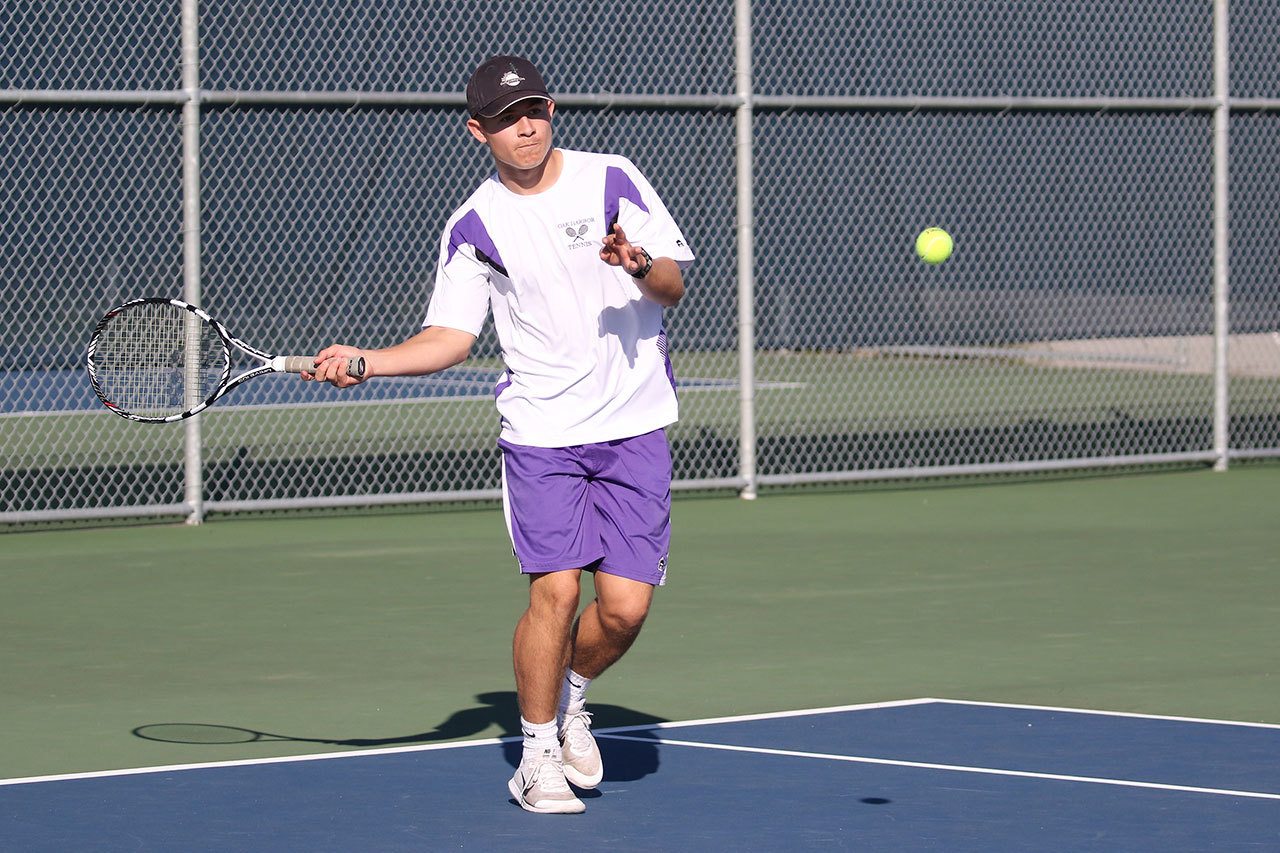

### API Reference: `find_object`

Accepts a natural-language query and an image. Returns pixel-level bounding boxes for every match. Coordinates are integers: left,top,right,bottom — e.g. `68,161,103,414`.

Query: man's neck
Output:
498,148,563,195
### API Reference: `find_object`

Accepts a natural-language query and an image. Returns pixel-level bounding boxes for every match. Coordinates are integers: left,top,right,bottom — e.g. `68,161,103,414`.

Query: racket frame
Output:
87,296,355,423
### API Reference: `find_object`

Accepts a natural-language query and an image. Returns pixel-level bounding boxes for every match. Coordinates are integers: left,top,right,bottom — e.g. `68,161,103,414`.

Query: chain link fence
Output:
2,1,1277,523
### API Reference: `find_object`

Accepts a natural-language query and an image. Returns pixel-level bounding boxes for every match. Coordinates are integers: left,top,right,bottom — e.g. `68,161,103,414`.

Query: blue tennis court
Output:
4,699,1276,851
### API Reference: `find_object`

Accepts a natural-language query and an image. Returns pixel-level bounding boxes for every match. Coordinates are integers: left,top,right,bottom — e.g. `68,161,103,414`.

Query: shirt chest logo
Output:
557,217,598,251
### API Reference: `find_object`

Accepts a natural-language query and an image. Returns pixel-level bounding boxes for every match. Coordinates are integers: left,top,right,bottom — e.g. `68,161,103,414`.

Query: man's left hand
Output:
599,223,647,276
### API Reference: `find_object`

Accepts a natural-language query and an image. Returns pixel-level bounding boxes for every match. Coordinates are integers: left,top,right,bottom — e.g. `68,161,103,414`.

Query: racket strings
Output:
93,302,224,417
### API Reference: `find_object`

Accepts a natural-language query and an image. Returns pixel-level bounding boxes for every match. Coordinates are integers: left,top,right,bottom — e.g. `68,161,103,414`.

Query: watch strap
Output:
629,248,653,279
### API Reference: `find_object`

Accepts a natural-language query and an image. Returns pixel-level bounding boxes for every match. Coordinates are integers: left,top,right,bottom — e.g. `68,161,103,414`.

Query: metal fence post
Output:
735,0,758,500
1212,0,1231,472
181,0,205,522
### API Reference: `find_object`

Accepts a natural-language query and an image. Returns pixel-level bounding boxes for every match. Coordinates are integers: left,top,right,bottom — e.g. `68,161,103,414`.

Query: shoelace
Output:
563,711,594,755
532,754,571,793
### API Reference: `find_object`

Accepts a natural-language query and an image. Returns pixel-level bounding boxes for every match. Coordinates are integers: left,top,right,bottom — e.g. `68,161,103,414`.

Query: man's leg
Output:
499,439,604,813
558,571,654,789
509,568,587,814
514,569,582,721
571,571,654,680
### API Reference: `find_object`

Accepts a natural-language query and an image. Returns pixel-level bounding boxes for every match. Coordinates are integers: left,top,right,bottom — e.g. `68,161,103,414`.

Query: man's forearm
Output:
367,326,475,377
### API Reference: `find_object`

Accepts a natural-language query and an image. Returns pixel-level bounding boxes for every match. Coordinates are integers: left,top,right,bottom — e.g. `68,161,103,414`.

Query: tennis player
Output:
308,55,694,814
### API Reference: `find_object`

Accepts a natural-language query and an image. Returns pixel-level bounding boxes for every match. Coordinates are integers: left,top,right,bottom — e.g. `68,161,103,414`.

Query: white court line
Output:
597,697,938,734
0,735,512,788
0,698,933,788
926,698,1280,730
596,734,1280,802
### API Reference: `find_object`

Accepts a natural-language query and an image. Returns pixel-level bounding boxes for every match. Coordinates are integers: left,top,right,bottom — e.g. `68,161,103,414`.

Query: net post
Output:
181,0,205,523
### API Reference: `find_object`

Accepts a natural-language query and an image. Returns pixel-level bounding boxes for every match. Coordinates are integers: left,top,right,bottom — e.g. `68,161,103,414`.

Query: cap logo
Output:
499,71,524,88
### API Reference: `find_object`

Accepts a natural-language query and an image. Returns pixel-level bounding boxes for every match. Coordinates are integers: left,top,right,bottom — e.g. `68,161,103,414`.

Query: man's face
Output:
468,99,555,172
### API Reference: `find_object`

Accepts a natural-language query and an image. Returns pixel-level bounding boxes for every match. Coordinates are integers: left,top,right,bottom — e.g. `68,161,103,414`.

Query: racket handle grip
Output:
280,355,366,378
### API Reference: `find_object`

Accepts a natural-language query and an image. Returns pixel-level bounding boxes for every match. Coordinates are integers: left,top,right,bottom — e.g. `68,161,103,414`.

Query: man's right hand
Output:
305,345,370,388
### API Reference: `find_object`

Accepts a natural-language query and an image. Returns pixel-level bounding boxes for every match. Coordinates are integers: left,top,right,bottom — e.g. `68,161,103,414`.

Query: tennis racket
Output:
86,296,365,423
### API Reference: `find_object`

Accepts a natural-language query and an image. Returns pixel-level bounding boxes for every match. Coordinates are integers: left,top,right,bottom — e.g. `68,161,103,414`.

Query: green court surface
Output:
2,465,1278,781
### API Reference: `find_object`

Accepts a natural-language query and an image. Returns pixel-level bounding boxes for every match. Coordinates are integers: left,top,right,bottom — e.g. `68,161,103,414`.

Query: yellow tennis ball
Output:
915,227,953,264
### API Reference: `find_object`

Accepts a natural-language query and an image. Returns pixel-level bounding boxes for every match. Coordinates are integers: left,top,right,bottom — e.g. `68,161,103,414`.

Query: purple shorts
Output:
499,428,672,586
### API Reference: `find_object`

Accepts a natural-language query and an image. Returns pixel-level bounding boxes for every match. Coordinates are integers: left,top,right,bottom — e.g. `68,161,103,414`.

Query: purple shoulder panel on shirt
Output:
446,209,507,276
604,166,650,234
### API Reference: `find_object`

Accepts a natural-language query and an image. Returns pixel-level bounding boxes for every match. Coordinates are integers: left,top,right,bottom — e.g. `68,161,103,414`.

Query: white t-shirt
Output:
424,149,695,447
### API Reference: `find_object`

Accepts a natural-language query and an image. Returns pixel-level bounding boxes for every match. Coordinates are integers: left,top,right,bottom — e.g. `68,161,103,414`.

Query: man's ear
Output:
466,117,487,144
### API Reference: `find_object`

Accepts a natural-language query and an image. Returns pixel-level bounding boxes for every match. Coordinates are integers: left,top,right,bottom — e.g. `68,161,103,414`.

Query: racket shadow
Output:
132,691,667,783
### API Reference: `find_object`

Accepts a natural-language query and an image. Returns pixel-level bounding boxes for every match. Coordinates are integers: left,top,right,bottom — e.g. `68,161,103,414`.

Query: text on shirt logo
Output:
557,217,598,250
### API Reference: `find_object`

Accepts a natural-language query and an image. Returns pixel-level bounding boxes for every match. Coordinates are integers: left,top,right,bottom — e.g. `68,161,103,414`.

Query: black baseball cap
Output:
466,56,552,118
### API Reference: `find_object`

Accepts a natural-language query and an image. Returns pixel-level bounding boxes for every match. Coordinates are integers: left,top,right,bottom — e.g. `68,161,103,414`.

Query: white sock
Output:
558,669,592,722
520,717,560,763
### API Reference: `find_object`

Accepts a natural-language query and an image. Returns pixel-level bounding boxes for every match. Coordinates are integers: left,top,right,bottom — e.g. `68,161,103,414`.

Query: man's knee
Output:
597,596,650,637
528,570,581,623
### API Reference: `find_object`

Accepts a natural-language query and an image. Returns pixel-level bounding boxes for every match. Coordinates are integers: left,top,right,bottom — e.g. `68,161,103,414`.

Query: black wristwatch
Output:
628,247,654,279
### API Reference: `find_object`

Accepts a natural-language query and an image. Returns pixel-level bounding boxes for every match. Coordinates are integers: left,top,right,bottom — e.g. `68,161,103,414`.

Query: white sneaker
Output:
560,711,603,789
508,748,586,814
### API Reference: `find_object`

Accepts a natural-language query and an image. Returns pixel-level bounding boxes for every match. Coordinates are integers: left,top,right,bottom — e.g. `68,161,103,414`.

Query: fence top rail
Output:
0,89,739,109
6,89,1278,112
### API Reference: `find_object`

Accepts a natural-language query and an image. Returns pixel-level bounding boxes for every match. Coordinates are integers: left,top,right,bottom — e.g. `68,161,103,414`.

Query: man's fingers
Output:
311,355,349,387
305,346,367,387
601,224,636,269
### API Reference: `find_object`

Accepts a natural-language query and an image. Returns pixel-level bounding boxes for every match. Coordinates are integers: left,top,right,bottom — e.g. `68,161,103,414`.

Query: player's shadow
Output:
598,300,657,367
132,690,665,784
